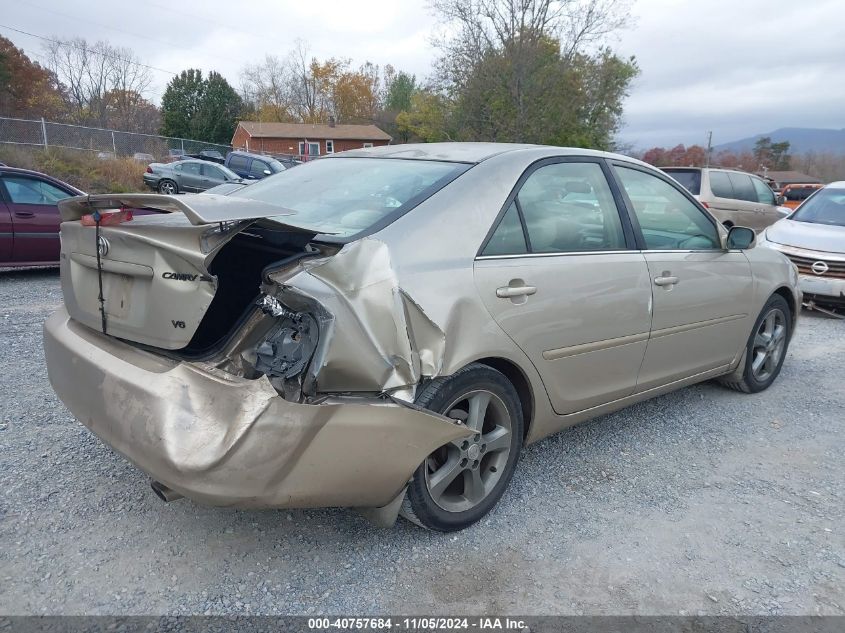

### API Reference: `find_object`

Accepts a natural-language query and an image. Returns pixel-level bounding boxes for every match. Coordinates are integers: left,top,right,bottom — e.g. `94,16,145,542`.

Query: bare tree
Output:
43,36,152,127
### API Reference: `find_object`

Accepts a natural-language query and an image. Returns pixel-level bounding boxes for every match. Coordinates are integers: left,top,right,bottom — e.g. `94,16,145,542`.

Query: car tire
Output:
719,294,792,394
400,363,524,532
158,179,178,195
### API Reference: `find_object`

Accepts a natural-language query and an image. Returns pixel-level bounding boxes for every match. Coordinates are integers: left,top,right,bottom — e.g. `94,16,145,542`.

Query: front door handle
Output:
654,275,679,287
496,285,537,298
14,211,35,218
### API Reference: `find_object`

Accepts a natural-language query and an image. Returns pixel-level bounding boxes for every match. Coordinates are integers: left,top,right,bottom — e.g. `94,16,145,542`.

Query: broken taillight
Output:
81,209,134,226
145,166,153,173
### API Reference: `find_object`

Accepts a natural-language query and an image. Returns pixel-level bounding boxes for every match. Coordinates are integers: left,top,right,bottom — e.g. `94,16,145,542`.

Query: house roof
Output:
236,121,392,141
757,170,822,184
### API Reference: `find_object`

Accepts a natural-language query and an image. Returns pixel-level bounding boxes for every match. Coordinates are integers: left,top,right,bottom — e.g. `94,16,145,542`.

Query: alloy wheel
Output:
159,181,176,195
751,308,787,382
424,390,513,513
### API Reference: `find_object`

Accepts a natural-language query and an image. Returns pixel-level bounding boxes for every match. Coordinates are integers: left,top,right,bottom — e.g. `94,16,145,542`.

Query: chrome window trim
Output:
476,248,735,261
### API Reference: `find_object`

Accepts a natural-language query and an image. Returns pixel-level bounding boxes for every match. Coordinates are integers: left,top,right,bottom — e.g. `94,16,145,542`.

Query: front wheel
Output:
720,294,791,393
401,364,523,531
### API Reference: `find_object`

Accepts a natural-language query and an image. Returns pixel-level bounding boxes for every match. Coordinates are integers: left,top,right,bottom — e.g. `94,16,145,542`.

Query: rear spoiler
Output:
57,193,298,226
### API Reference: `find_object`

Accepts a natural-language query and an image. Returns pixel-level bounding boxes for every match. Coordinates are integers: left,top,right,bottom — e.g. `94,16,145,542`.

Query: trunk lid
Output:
57,193,310,350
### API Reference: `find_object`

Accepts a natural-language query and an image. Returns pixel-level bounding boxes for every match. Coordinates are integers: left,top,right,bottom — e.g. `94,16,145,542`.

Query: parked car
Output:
187,150,226,164
132,152,155,163
224,150,286,180
663,167,788,231
142,159,242,194
166,148,186,162
0,166,83,267
45,143,800,531
757,181,845,310
780,183,824,210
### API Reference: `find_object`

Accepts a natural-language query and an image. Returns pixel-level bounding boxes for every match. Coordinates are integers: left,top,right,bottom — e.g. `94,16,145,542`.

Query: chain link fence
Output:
0,116,231,161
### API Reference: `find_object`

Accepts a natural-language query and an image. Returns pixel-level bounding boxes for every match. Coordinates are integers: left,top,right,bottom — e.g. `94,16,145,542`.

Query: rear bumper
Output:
43,308,471,509
141,174,159,190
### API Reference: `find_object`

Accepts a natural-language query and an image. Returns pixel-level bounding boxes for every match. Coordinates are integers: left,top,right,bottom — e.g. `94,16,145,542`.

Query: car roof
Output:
0,165,84,193
333,142,649,165
825,181,845,188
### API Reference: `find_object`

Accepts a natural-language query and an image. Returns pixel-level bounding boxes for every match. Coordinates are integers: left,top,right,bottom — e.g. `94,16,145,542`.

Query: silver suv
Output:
663,167,787,232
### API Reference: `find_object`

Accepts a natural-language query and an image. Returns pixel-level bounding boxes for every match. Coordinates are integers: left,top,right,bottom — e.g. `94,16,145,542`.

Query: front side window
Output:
615,166,720,250
2,176,73,205
249,160,269,178
233,157,468,238
514,162,626,253
752,177,776,205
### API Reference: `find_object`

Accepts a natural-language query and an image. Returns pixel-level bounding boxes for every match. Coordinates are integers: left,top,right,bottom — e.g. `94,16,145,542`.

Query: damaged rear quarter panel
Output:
267,151,556,415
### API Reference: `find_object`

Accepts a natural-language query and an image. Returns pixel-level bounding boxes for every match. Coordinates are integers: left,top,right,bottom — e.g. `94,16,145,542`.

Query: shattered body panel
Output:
44,309,473,508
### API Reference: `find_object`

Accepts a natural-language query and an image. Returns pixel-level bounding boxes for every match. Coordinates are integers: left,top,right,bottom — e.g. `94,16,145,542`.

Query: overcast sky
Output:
2,0,842,149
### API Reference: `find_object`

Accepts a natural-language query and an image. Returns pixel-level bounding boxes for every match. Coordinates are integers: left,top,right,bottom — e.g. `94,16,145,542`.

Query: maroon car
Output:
0,167,84,267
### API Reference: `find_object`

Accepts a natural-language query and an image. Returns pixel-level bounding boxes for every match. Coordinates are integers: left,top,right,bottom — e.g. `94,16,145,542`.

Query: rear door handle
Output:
496,285,537,298
14,211,35,218
654,276,679,287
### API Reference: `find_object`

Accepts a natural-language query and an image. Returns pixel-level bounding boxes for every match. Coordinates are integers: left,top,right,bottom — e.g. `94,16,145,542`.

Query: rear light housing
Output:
145,166,153,173
81,208,134,226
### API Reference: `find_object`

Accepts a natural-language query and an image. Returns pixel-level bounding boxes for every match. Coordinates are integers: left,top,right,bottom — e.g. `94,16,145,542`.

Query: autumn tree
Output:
0,36,65,119
429,0,636,148
395,90,453,142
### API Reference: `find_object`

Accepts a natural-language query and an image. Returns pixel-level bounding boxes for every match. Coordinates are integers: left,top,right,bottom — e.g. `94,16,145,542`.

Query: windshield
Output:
663,169,701,195
231,157,469,237
790,187,845,227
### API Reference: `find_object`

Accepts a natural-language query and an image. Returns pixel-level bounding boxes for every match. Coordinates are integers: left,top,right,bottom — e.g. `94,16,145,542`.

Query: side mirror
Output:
727,226,756,250
263,169,272,176
775,194,786,205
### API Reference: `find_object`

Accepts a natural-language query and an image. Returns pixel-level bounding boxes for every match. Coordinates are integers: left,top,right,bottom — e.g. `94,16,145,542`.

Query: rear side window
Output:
664,169,701,195
483,161,626,255
227,154,250,171
482,202,527,256
181,162,202,175
708,171,734,198
727,172,756,202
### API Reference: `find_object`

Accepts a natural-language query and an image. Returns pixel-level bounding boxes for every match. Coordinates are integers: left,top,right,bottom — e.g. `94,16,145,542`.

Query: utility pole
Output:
705,131,713,168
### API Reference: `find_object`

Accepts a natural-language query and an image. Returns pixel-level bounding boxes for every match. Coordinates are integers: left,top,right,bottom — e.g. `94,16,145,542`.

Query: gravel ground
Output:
0,267,842,616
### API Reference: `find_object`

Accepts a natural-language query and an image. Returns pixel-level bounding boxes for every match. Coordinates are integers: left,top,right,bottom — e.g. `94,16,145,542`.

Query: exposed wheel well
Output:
773,286,796,324
474,357,534,439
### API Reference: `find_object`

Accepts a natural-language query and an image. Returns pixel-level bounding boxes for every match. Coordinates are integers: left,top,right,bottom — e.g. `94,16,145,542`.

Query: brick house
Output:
231,121,391,159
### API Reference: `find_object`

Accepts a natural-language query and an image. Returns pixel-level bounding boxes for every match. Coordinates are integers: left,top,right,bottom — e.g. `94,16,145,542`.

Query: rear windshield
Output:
231,157,469,238
664,169,701,195
790,188,845,227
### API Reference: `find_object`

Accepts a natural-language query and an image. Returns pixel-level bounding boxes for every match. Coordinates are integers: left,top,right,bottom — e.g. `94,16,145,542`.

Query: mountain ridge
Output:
714,127,845,155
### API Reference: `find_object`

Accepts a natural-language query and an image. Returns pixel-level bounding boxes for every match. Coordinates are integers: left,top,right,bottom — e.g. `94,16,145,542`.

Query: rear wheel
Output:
401,364,523,531
720,294,791,393
158,179,178,195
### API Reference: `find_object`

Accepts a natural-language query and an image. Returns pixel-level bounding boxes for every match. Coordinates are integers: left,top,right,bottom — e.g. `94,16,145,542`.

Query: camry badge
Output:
811,260,829,275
